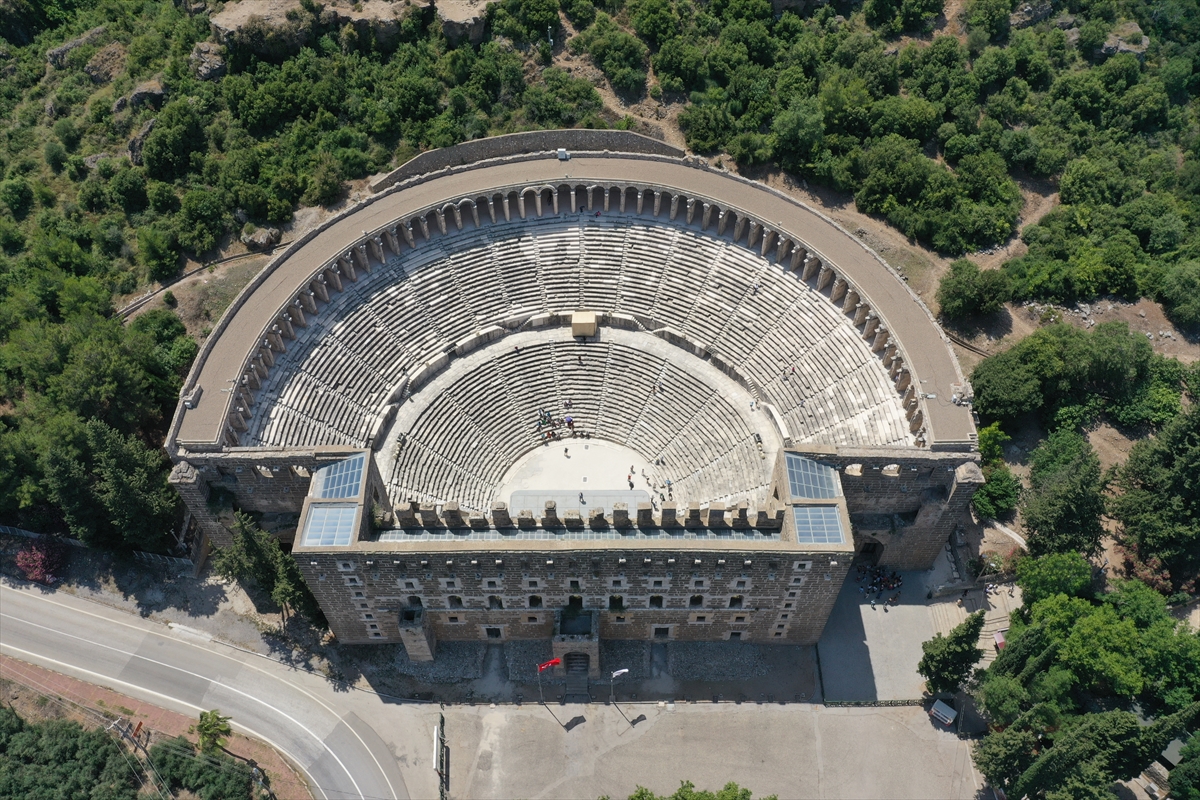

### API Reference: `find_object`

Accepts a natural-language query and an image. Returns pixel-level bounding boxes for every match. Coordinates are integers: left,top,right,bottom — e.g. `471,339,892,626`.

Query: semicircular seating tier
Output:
233,197,918,510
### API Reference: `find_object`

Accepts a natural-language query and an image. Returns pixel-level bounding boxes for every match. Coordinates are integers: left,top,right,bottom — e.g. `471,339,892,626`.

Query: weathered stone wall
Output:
295,547,846,647
786,447,983,571
370,130,685,192
172,447,386,546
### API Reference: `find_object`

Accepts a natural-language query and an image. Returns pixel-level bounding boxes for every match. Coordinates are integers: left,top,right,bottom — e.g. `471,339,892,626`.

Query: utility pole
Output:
610,668,628,704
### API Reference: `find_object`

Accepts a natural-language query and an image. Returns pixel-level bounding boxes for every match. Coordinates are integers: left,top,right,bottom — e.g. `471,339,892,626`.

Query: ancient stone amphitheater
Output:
167,132,982,651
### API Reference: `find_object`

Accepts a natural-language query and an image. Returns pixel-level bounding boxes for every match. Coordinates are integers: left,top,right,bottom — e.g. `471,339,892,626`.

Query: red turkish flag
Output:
537,658,562,672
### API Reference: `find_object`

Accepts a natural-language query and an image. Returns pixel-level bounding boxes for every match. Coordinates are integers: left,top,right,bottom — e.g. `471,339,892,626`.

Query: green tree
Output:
0,177,34,220
771,97,824,172
628,781,777,800
1160,261,1200,329
139,223,180,282
918,610,985,694
195,709,232,754
177,189,226,253
302,153,343,207
211,513,326,626
973,463,1020,518
976,673,1029,726
1108,404,1200,592
977,422,1010,466
1171,732,1200,800
148,736,254,799
0,707,142,800
631,0,679,48
142,101,206,181
936,259,1011,320
966,0,1013,40
1016,552,1093,606
974,723,1039,792
1021,429,1105,557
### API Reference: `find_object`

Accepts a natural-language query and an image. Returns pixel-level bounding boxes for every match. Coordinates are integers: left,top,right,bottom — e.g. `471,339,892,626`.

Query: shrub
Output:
302,153,343,207
139,223,181,281
0,177,34,219
570,13,649,94
163,290,176,306
142,101,206,181
1160,260,1200,329
15,537,69,583
177,189,227,253
43,140,67,173
937,259,1011,320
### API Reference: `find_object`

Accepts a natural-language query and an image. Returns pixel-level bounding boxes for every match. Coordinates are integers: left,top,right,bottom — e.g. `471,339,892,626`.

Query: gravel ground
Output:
600,639,649,679
668,642,770,681
504,640,560,683
394,641,485,682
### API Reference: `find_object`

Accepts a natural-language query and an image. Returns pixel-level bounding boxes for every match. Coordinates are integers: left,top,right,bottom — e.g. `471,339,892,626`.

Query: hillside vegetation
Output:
0,0,1199,572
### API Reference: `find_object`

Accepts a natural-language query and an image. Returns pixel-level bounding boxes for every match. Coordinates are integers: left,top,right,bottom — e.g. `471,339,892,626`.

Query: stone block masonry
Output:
295,545,849,648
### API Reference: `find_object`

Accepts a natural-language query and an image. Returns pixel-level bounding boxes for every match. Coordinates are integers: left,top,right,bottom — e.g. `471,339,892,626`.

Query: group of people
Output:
856,564,903,610
535,404,588,442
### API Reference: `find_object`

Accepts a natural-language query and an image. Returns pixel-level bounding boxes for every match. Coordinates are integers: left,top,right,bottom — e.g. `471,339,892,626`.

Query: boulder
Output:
127,118,156,166
211,0,427,56
83,152,114,169
1009,0,1052,29
240,226,281,249
84,42,126,83
129,78,167,110
436,0,499,46
211,0,316,58
1102,21,1148,59
190,41,226,81
46,25,106,68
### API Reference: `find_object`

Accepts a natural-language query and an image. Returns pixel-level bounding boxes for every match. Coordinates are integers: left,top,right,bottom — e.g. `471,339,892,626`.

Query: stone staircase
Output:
564,652,590,702
928,584,1023,669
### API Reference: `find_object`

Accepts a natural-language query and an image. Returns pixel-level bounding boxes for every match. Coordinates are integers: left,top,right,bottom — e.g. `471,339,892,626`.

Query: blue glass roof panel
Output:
785,454,840,499
302,504,358,546
793,505,845,544
313,453,365,499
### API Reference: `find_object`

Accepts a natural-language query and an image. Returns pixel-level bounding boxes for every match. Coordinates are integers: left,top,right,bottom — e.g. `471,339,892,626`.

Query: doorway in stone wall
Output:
859,539,883,565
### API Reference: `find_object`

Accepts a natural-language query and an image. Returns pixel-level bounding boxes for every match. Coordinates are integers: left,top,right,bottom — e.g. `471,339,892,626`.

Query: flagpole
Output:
538,668,544,705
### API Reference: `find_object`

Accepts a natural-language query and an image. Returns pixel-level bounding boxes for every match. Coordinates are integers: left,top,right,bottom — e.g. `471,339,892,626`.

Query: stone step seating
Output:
242,211,912,452
387,339,756,511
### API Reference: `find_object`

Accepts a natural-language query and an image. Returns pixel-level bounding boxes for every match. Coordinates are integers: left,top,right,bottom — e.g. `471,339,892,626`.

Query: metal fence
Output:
823,698,926,707
132,550,194,570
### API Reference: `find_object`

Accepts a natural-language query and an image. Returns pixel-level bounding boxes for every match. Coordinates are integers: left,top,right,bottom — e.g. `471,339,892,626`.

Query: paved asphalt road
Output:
0,582,408,800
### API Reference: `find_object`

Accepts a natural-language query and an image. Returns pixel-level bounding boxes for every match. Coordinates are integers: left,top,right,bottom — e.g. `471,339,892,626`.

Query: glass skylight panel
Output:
786,454,840,499
302,504,358,546
313,453,365,499
793,505,844,544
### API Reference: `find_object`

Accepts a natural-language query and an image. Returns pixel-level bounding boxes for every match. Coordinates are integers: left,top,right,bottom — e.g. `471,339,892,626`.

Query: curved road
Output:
0,582,409,800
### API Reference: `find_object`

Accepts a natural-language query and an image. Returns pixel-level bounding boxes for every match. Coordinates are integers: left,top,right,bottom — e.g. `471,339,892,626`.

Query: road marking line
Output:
1,612,365,800
0,641,326,799
0,584,399,800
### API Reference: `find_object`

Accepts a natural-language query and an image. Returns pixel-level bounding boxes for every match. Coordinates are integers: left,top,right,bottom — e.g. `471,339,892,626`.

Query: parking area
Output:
383,700,980,799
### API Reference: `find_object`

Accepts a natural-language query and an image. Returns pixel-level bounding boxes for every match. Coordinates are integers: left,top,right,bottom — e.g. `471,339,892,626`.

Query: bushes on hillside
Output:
937,258,1011,320
570,14,649,93
969,322,1185,429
